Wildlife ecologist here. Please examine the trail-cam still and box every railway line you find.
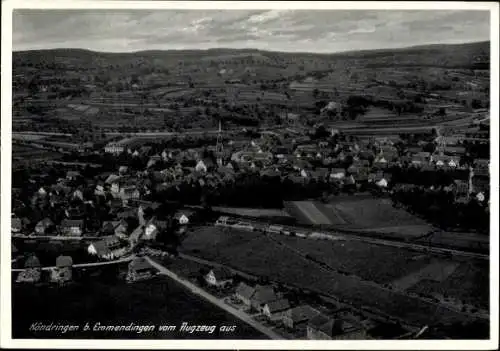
[213,216,489,260]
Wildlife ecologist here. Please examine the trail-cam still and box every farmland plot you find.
[390,261,460,291]
[286,201,347,225]
[269,234,434,284]
[180,227,481,327]
[332,198,427,228]
[406,260,489,310]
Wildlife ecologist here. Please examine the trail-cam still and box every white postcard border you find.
[1,1,498,350]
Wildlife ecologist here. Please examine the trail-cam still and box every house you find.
[204,268,233,288]
[250,285,278,311]
[72,189,84,201]
[65,205,85,219]
[60,219,84,236]
[120,185,141,202]
[472,176,489,195]
[11,217,23,233]
[147,155,162,168]
[66,171,81,181]
[128,225,145,246]
[311,168,330,181]
[50,255,73,284]
[101,220,128,237]
[262,299,291,321]
[454,180,470,196]
[373,156,388,168]
[104,142,125,154]
[126,257,156,283]
[143,218,167,241]
[195,160,208,173]
[343,175,356,188]
[174,210,194,225]
[260,168,282,179]
[139,145,152,156]
[118,165,129,175]
[283,305,320,330]
[35,218,55,235]
[476,192,486,202]
[235,282,256,307]
[330,168,345,180]
[307,313,367,340]
[38,187,48,196]
[105,174,121,185]
[376,178,389,188]
[411,155,428,167]
[16,255,42,284]
[88,236,128,260]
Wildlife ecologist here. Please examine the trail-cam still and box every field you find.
[12,144,64,167]
[180,226,487,327]
[212,206,292,219]
[286,197,430,232]
[406,260,489,310]
[390,261,460,291]
[267,233,488,310]
[268,233,437,284]
[12,41,489,133]
[285,201,347,225]
[12,133,48,141]
[12,276,265,339]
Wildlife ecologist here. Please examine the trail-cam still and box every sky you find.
[12,9,490,53]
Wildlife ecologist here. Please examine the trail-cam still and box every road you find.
[12,234,101,241]
[144,256,283,340]
[177,253,415,328]
[11,255,133,272]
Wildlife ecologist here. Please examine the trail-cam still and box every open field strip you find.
[293,201,333,225]
[390,261,460,291]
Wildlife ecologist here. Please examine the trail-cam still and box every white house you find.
[161,150,168,160]
[104,142,124,155]
[204,268,233,288]
[195,160,208,173]
[376,178,388,188]
[73,189,84,201]
[476,192,485,202]
[95,184,105,196]
[144,222,160,240]
[179,214,189,225]
[330,169,345,180]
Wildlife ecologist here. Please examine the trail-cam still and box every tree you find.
[312,88,320,99]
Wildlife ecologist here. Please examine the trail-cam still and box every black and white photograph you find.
[1,1,498,349]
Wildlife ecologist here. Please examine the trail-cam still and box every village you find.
[9,33,492,340]
[11,103,490,339]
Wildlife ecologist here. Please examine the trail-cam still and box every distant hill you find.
[13,41,490,70]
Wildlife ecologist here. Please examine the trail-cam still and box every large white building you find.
[104,142,125,155]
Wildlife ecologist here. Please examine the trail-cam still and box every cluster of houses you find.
[100,124,489,204]
[201,267,367,340]
[16,254,73,285]
[15,252,158,285]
